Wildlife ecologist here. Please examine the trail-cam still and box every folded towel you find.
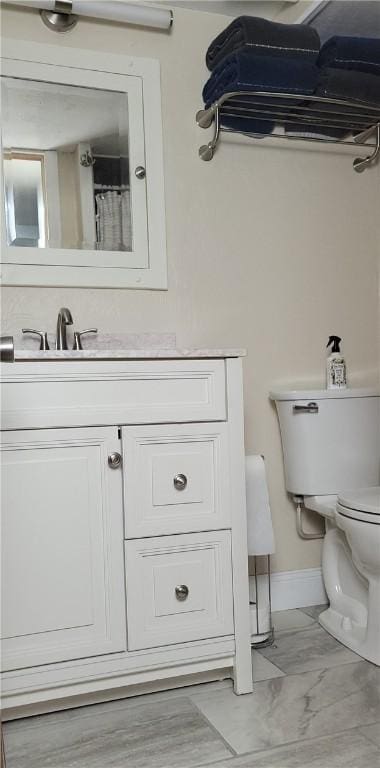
[206,15,320,71]
[316,67,380,109]
[203,52,319,107]
[285,122,349,140]
[220,113,274,136]
[318,36,380,76]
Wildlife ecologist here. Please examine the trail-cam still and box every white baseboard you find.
[250,567,327,613]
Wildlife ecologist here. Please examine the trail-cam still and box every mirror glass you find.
[1,77,132,251]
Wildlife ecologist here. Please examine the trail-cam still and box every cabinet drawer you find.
[1,360,226,430]
[122,423,231,537]
[125,531,234,650]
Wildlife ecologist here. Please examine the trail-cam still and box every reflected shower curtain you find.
[95,190,132,251]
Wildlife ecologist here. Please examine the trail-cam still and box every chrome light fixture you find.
[41,0,78,31]
[5,0,173,32]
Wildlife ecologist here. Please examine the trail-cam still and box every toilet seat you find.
[337,486,380,524]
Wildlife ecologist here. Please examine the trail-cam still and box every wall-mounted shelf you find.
[196,91,380,172]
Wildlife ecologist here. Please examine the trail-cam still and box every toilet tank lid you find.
[269,388,379,401]
[338,487,380,515]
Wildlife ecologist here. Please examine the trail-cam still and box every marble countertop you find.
[14,348,246,361]
[10,332,245,360]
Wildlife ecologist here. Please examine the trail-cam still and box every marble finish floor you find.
[4,605,380,768]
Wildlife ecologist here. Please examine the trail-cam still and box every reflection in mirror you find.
[1,77,132,251]
[3,152,46,247]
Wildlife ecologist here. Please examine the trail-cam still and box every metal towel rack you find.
[196,91,380,172]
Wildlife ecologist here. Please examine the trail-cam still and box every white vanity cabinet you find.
[0,354,253,716]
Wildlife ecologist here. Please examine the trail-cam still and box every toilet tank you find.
[270,388,380,496]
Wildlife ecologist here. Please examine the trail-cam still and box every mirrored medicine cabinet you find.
[0,41,167,288]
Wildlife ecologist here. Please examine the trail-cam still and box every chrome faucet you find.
[56,307,73,350]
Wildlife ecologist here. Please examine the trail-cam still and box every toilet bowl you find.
[315,487,380,666]
[270,388,380,666]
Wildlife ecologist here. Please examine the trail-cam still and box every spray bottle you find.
[326,336,347,389]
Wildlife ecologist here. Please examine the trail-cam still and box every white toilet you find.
[270,388,380,666]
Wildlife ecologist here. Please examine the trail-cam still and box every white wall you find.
[1,3,379,573]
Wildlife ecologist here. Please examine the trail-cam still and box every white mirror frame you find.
[0,40,167,289]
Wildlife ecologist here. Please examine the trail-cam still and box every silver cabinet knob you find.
[173,473,187,491]
[135,165,146,179]
[175,584,189,601]
[22,329,50,350]
[108,452,122,469]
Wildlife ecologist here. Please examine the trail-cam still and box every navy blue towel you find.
[206,15,320,71]
[203,52,319,107]
[316,67,380,109]
[220,113,274,135]
[318,36,380,76]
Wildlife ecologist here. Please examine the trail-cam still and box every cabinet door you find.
[1,427,126,671]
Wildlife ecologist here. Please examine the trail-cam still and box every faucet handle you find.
[22,329,50,351]
[73,329,98,351]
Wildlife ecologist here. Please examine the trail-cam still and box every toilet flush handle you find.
[293,402,319,414]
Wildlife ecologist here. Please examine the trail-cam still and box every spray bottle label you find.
[330,359,346,388]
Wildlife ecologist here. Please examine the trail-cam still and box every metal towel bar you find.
[196,90,380,171]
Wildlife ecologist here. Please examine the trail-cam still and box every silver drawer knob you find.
[108,452,122,469]
[175,584,189,601]
[173,473,187,491]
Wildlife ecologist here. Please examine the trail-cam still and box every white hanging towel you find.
[95,190,132,251]
[246,454,275,556]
